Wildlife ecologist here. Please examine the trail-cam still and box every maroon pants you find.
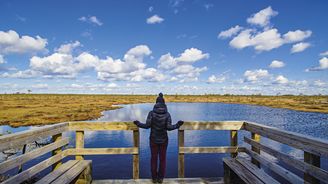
[150,139,168,179]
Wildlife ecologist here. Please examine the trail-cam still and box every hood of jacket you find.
[153,103,167,114]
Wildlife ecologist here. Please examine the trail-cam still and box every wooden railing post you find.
[52,133,62,170]
[251,132,260,167]
[133,130,140,179]
[230,130,238,158]
[304,151,320,184]
[76,131,84,160]
[178,130,184,178]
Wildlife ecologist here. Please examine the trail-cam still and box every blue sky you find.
[0,0,327,95]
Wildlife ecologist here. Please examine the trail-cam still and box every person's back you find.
[149,103,170,144]
[134,93,183,183]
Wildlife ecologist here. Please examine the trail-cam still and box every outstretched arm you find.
[166,114,184,131]
[134,111,152,129]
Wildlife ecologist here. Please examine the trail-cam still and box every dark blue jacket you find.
[135,103,180,144]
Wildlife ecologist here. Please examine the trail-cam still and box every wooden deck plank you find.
[35,160,79,184]
[223,158,264,184]
[92,178,224,184]
[244,148,306,184]
[236,158,279,184]
[244,137,328,183]
[2,150,69,184]
[51,160,92,184]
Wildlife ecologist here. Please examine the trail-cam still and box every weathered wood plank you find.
[0,138,69,174]
[230,130,238,158]
[251,133,261,167]
[304,151,321,184]
[244,148,306,184]
[51,160,92,184]
[67,148,138,155]
[2,150,69,184]
[133,130,139,179]
[244,137,328,183]
[35,160,79,184]
[178,130,184,178]
[236,158,279,184]
[52,133,63,171]
[180,121,244,130]
[223,162,231,184]
[76,130,84,160]
[244,121,328,157]
[0,122,68,152]
[179,146,245,154]
[222,158,264,184]
[69,122,138,131]
[92,177,224,184]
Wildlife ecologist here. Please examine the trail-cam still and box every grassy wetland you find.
[0,94,328,127]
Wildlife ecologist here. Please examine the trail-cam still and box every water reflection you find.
[0,103,327,179]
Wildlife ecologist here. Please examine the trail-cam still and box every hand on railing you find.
[133,120,140,126]
[177,120,184,127]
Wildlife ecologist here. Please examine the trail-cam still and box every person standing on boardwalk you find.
[134,93,184,183]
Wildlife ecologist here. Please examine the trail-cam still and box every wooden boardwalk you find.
[0,121,327,184]
[92,178,224,184]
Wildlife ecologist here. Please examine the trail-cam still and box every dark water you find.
[1,103,328,180]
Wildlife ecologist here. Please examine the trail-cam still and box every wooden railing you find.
[177,121,245,178]
[0,121,327,184]
[67,122,140,179]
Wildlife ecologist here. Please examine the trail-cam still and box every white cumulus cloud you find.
[306,57,328,71]
[79,16,103,26]
[274,75,289,84]
[218,25,243,39]
[283,30,312,43]
[291,42,310,53]
[247,6,278,27]
[230,28,284,51]
[146,15,164,24]
[244,69,269,82]
[0,30,47,54]
[219,7,312,52]
[269,60,285,68]
[207,75,226,83]
[319,51,328,57]
[0,55,4,64]
[176,48,209,62]
[55,41,81,54]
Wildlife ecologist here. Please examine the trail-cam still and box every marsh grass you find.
[0,94,327,127]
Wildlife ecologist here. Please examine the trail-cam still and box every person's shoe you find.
[157,178,163,183]
[152,178,157,183]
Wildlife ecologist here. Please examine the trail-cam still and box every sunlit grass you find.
[0,94,327,127]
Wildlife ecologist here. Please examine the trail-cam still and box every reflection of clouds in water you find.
[98,104,151,122]
[84,130,132,145]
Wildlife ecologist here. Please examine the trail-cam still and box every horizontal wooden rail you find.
[244,137,328,183]
[67,148,138,155]
[69,122,138,131]
[2,150,70,184]
[179,146,245,154]
[0,138,69,174]
[243,121,328,157]
[180,121,244,130]
[0,122,68,152]
[244,148,306,184]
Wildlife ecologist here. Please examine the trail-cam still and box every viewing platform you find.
[0,121,327,184]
